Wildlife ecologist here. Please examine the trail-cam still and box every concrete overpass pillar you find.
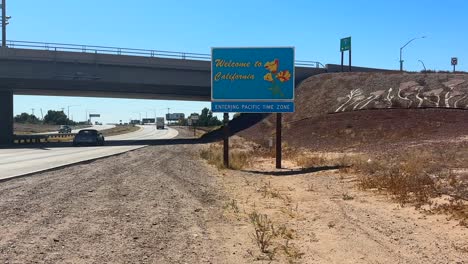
[0,91,13,145]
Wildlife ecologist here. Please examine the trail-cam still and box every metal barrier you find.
[14,134,49,144]
[48,133,76,139]
[5,40,325,68]
[14,133,76,144]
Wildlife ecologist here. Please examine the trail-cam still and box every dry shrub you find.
[287,149,356,169]
[249,211,274,254]
[294,154,327,168]
[430,198,468,227]
[200,145,224,169]
[248,211,304,261]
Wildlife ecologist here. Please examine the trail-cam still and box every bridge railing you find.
[6,40,212,60]
[5,40,325,68]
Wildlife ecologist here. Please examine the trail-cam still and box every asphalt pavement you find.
[0,125,178,181]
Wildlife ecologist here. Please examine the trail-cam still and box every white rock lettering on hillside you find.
[334,78,468,112]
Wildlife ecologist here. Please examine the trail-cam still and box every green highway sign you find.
[340,37,351,52]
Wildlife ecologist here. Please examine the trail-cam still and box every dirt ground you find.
[0,140,466,263]
[214,157,468,263]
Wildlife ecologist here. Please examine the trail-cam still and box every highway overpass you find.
[0,41,328,145]
[0,40,391,145]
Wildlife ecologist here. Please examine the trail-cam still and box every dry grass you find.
[200,144,252,170]
[351,151,439,205]
[270,143,467,224]
[47,136,75,143]
[100,125,141,137]
[345,147,468,225]
[280,146,356,169]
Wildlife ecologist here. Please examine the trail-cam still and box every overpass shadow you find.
[241,165,343,177]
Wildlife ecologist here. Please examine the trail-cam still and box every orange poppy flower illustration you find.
[264,59,279,73]
[263,59,292,98]
[264,73,273,82]
[276,70,291,82]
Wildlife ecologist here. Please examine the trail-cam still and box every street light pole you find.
[400,36,426,72]
[85,109,95,124]
[67,105,79,124]
[2,0,6,47]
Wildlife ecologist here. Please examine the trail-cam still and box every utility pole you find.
[31,108,35,116]
[2,0,6,47]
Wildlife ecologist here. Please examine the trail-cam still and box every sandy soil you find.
[213,158,468,263]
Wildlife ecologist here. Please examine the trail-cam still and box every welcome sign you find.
[211,47,295,113]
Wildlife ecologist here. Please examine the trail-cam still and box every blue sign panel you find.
[212,102,294,113]
[211,47,295,113]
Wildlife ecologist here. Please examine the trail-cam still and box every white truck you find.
[156,117,165,130]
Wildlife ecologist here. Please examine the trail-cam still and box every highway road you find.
[0,125,178,181]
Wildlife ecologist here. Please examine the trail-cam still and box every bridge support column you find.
[0,91,13,145]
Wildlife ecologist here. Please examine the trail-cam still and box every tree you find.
[177,118,188,126]
[198,107,222,126]
[43,110,73,125]
[14,113,40,124]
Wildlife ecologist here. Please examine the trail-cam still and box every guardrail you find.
[4,40,325,68]
[14,133,76,144]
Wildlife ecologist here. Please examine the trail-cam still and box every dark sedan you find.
[73,129,105,146]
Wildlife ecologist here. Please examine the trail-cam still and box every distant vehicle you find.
[58,125,72,133]
[156,117,165,129]
[73,129,105,146]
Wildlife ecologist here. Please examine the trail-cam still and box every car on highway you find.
[58,125,72,133]
[73,129,105,146]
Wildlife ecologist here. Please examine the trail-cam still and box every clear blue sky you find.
[6,0,467,123]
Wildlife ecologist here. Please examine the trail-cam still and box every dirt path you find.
[0,144,227,264]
